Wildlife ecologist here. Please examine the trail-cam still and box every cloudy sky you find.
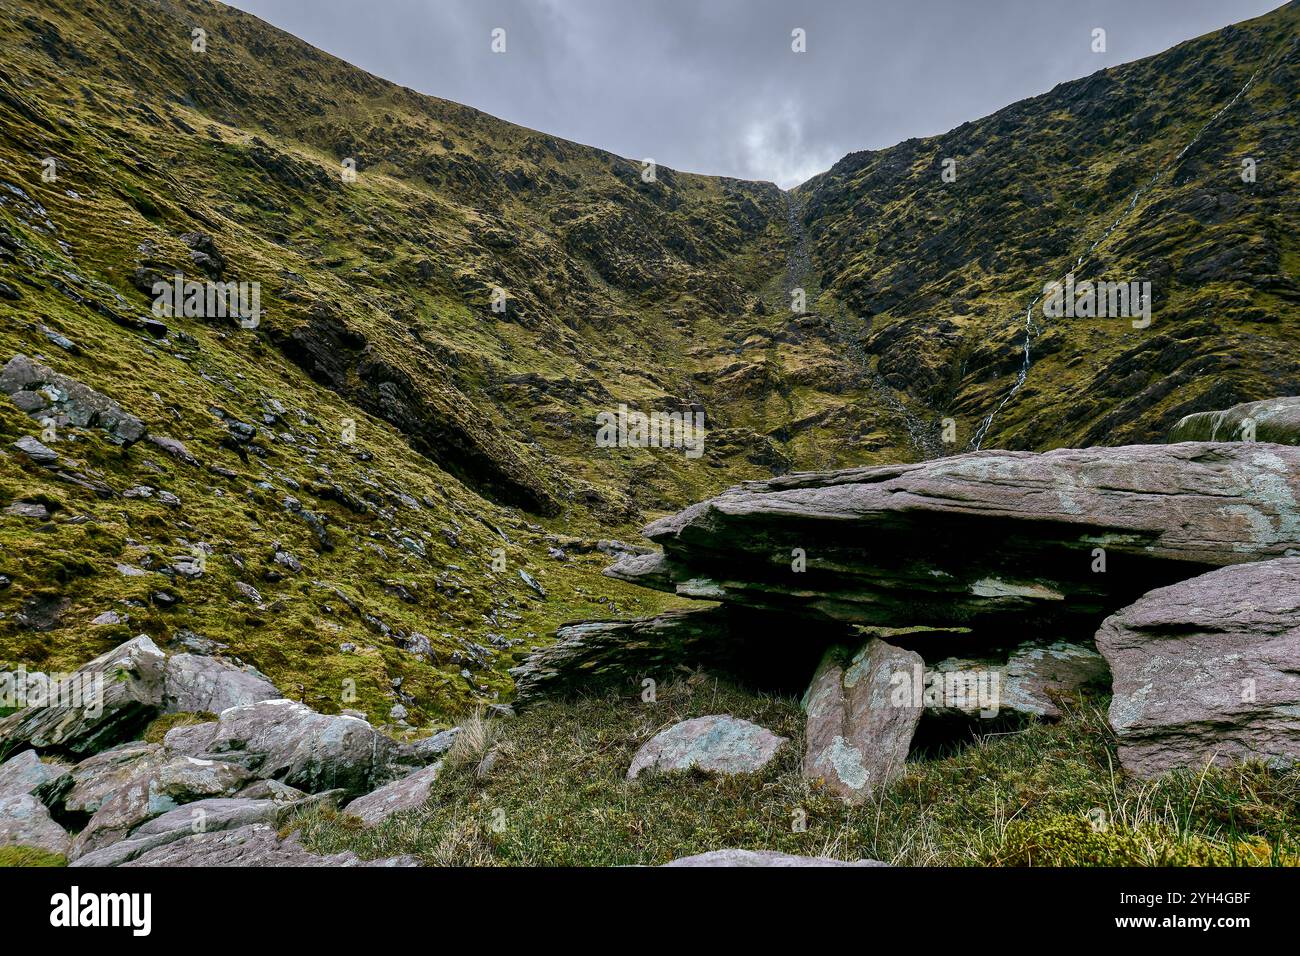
[228,0,1281,188]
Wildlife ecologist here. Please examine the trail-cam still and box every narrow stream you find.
[967,35,1294,451]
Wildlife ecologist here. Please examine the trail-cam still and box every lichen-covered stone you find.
[802,639,923,804]
[1097,557,1300,778]
[627,715,786,780]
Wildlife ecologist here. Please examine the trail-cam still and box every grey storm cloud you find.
[228,0,1282,188]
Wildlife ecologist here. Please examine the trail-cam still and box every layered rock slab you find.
[1096,557,1300,778]
[608,443,1300,631]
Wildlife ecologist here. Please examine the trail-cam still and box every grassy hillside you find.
[0,0,1296,736]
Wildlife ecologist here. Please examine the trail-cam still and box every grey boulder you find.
[0,635,166,756]
[627,715,786,780]
[163,698,397,796]
[0,749,70,800]
[1097,557,1300,778]
[345,761,443,825]
[0,793,70,856]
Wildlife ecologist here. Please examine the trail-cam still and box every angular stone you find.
[1096,557,1300,778]
[803,639,923,804]
[610,444,1300,632]
[1170,397,1300,445]
[70,755,254,858]
[627,715,786,780]
[663,849,886,867]
[58,741,164,817]
[70,798,290,867]
[162,653,280,715]
[0,793,70,856]
[0,635,166,756]
[0,749,70,800]
[163,698,396,796]
[345,761,442,825]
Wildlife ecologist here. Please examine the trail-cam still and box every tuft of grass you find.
[292,675,1300,866]
[141,711,215,744]
[0,846,67,867]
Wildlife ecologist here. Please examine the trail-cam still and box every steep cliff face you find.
[0,0,1295,721]
[797,2,1300,451]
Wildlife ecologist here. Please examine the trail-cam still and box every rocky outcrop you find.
[71,798,302,867]
[802,640,923,804]
[162,699,398,796]
[608,444,1300,631]
[0,635,166,755]
[69,755,255,858]
[627,715,786,780]
[0,353,146,445]
[1096,557,1300,778]
[1169,397,1300,445]
[663,849,886,867]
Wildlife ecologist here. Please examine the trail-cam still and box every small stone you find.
[4,500,50,519]
[91,610,122,626]
[11,436,58,466]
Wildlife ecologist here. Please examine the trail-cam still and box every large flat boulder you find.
[803,639,923,804]
[1169,397,1300,445]
[162,698,397,796]
[627,715,786,780]
[1096,557,1300,778]
[345,761,443,825]
[0,636,166,756]
[608,443,1300,631]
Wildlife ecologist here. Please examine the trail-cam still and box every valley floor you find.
[289,676,1299,867]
